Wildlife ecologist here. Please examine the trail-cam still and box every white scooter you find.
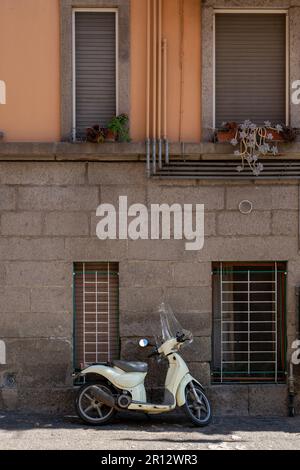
[74,303,212,426]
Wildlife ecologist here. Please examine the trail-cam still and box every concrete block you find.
[1,212,42,236]
[44,212,89,236]
[119,287,164,315]
[88,162,145,185]
[181,337,211,362]
[100,184,147,206]
[30,286,73,313]
[217,211,271,236]
[3,338,72,385]
[198,236,298,262]
[0,287,30,312]
[272,211,298,236]
[271,186,299,210]
[18,186,99,211]
[207,385,249,416]
[188,362,211,386]
[147,185,225,211]
[0,162,86,185]
[175,311,212,337]
[165,286,212,312]
[119,309,161,337]
[249,385,288,416]
[172,262,211,287]
[226,185,299,211]
[0,311,72,338]
[5,261,71,287]
[65,238,127,261]
[0,238,65,261]
[205,212,216,236]
[16,387,75,413]
[128,239,191,261]
[0,389,18,410]
[0,264,6,285]
[226,186,273,211]
[0,186,16,210]
[119,261,172,288]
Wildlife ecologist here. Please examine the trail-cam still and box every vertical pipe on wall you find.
[162,37,169,164]
[179,0,185,143]
[157,0,163,169]
[146,0,151,177]
[152,0,157,174]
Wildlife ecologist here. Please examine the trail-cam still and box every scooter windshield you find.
[158,302,193,346]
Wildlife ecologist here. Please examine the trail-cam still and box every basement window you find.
[212,262,287,384]
[73,262,119,369]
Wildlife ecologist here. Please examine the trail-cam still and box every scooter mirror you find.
[139,338,149,348]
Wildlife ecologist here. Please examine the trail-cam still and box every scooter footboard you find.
[176,374,204,407]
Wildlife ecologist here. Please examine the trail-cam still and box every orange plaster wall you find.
[130,0,201,143]
[0,0,60,142]
[0,0,201,143]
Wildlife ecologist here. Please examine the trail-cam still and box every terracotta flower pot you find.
[265,128,284,142]
[105,129,117,142]
[216,129,237,143]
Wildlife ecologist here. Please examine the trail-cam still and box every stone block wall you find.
[0,160,299,415]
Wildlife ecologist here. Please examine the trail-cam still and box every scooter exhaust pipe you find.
[90,386,116,409]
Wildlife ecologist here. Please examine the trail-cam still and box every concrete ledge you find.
[1,142,300,161]
[207,384,289,417]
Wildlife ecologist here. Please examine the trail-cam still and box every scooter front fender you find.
[176,373,204,407]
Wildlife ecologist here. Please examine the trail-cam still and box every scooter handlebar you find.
[148,347,159,358]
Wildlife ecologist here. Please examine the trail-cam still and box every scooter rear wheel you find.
[184,382,212,427]
[76,382,116,425]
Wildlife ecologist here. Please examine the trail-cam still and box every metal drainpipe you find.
[152,139,157,174]
[146,0,151,177]
[146,139,151,177]
[151,0,157,175]
[162,38,169,165]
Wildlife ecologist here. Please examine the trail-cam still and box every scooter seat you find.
[112,360,148,373]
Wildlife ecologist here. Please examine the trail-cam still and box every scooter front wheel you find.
[75,382,116,425]
[184,382,212,427]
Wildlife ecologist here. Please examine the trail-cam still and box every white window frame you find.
[213,9,289,129]
[72,8,119,141]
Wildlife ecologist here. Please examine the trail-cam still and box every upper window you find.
[212,262,287,384]
[73,10,118,140]
[215,12,287,127]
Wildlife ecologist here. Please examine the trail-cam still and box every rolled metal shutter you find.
[74,262,119,368]
[75,12,116,138]
[215,14,286,127]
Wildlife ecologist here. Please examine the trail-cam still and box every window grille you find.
[73,262,119,369]
[212,262,287,383]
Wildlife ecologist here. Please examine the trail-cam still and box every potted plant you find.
[228,120,296,176]
[215,122,238,143]
[86,125,106,143]
[106,113,130,143]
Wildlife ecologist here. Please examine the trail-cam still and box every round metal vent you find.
[239,200,253,214]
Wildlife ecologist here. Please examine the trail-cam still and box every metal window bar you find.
[219,263,280,384]
[82,265,110,366]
